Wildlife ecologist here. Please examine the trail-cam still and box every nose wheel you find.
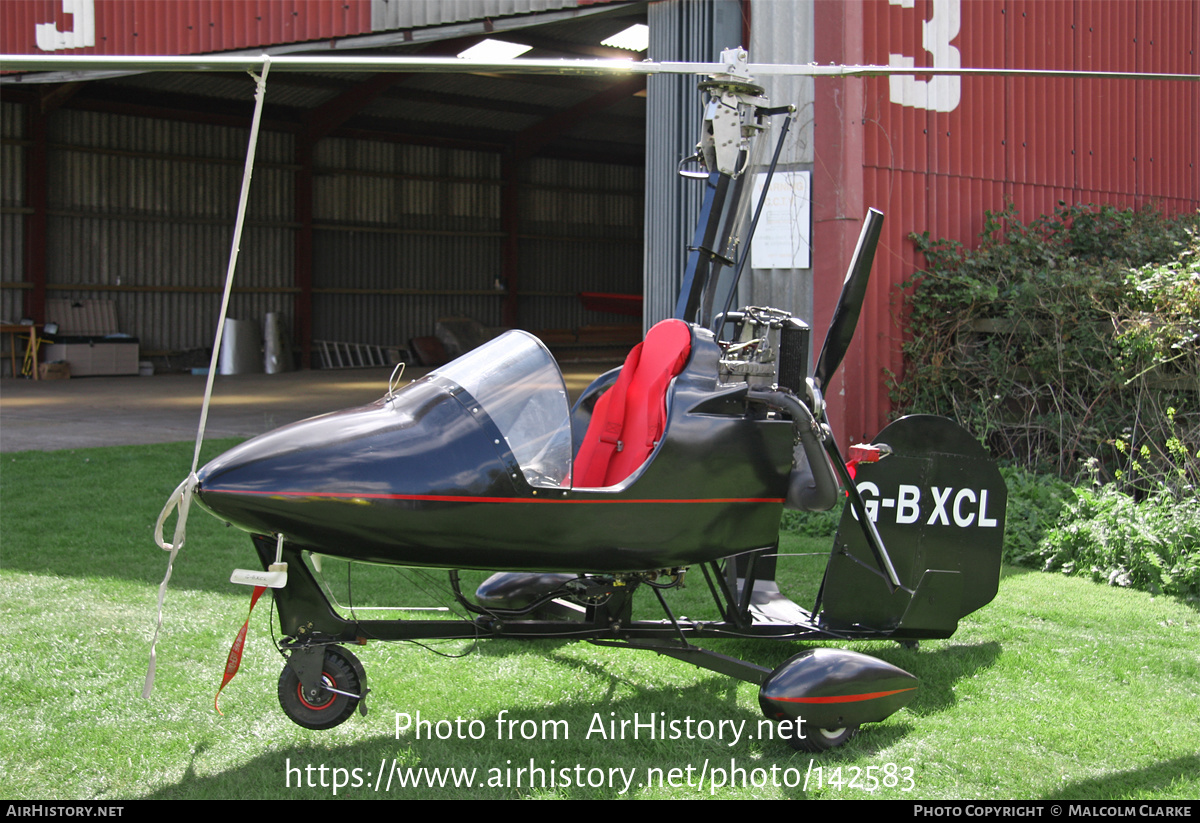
[278,644,368,730]
[788,724,859,752]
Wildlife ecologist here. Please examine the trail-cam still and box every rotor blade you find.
[813,208,884,391]
[3,53,1198,79]
[0,53,651,76]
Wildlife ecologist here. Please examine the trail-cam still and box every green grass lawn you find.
[1,442,1197,799]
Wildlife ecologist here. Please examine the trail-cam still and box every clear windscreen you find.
[432,331,572,488]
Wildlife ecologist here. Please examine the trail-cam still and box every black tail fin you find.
[818,415,1007,639]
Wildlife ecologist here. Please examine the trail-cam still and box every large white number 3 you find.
[36,0,96,52]
[888,0,961,113]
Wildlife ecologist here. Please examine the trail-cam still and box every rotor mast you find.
[673,48,771,326]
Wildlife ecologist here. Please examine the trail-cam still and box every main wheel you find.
[278,645,363,730]
[788,724,859,752]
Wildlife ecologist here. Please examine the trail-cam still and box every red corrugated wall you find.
[814,0,1199,447]
[1,0,374,56]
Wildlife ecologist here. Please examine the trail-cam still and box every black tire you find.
[788,724,859,752]
[278,645,363,730]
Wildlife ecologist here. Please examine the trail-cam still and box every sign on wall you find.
[750,171,812,270]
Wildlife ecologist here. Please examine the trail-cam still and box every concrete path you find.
[0,363,611,452]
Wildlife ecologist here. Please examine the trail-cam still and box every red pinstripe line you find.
[772,688,916,704]
[204,489,783,504]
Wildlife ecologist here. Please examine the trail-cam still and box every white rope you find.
[144,56,271,699]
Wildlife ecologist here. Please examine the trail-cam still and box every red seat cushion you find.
[574,319,692,487]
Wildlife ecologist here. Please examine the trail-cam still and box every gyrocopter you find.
[180,48,1007,750]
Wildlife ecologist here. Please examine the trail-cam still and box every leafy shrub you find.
[895,202,1198,491]
[886,203,1199,601]
[779,507,840,538]
[1034,478,1200,602]
[997,465,1073,566]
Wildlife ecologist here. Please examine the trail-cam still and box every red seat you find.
[574,319,692,487]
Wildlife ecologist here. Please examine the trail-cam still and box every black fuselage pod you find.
[194,328,794,572]
[758,648,918,731]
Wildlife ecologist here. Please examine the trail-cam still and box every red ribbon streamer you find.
[215,585,267,715]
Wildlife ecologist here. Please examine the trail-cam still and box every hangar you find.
[2,1,669,369]
[3,0,1197,444]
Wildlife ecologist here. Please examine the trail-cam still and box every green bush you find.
[1034,478,1200,602]
[895,202,1199,491]
[997,465,1073,566]
[779,507,840,538]
[887,203,1199,601]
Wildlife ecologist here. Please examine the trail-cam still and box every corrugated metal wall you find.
[0,101,643,353]
[310,138,503,348]
[371,0,584,33]
[0,1,604,57]
[518,157,643,332]
[1,0,647,359]
[813,0,1200,445]
[0,101,24,326]
[0,0,374,56]
[307,142,642,347]
[643,0,743,328]
[743,0,815,328]
[13,107,296,352]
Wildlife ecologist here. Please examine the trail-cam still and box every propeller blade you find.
[813,208,885,391]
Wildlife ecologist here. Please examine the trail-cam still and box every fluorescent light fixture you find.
[602,24,649,53]
[457,39,533,61]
